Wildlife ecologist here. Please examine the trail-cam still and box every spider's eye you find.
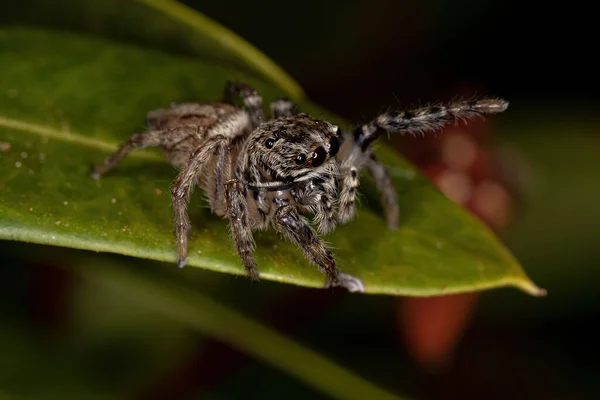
[311,146,327,167]
[265,138,276,149]
[334,126,342,136]
[328,136,340,157]
[295,154,307,164]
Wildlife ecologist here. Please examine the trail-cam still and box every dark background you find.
[194,0,598,115]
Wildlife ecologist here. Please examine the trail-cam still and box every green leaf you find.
[0,28,543,296]
[1,0,304,99]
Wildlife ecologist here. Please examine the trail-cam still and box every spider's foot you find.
[326,272,365,293]
[246,267,260,282]
[177,257,188,268]
[90,165,102,180]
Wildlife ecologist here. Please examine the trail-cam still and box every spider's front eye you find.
[295,154,307,164]
[265,138,276,149]
[334,126,341,136]
[311,146,327,167]
[328,136,340,157]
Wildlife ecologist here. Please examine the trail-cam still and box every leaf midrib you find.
[0,115,161,160]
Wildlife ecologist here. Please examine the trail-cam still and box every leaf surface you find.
[0,28,543,296]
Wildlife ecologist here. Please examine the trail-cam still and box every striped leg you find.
[337,166,359,225]
[352,98,509,150]
[171,136,228,268]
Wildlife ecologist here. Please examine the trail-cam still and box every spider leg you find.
[270,99,298,118]
[171,136,228,268]
[296,176,337,234]
[204,141,231,216]
[274,204,364,292]
[365,152,399,230]
[91,130,166,179]
[225,179,259,280]
[313,190,337,234]
[353,98,508,151]
[224,81,265,127]
[336,98,507,224]
[337,165,359,225]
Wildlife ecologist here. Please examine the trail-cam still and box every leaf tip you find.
[516,278,547,297]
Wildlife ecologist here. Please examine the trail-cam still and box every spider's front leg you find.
[353,98,508,150]
[337,162,360,225]
[338,97,508,227]
[171,136,228,267]
[225,179,259,280]
[296,176,338,234]
[274,204,364,292]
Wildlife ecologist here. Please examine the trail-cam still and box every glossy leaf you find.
[0,28,543,296]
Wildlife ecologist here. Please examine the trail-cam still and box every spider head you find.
[247,114,341,183]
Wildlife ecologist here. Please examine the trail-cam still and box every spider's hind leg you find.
[270,99,298,118]
[224,81,265,127]
[91,130,165,179]
[365,152,399,230]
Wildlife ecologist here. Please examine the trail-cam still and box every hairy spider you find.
[92,81,508,292]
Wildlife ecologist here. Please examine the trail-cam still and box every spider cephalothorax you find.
[92,82,508,292]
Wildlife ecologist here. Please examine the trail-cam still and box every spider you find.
[91,81,508,292]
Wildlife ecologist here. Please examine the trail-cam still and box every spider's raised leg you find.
[171,135,228,268]
[274,204,364,292]
[270,99,298,118]
[338,98,508,225]
[91,130,167,179]
[353,98,508,151]
[365,152,399,230]
[224,81,264,127]
[225,179,258,280]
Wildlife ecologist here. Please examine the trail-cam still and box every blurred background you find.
[2,0,599,399]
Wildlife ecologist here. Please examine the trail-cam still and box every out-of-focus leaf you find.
[77,258,403,400]
[0,0,304,99]
[0,28,543,296]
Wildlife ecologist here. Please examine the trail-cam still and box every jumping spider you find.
[92,81,508,292]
